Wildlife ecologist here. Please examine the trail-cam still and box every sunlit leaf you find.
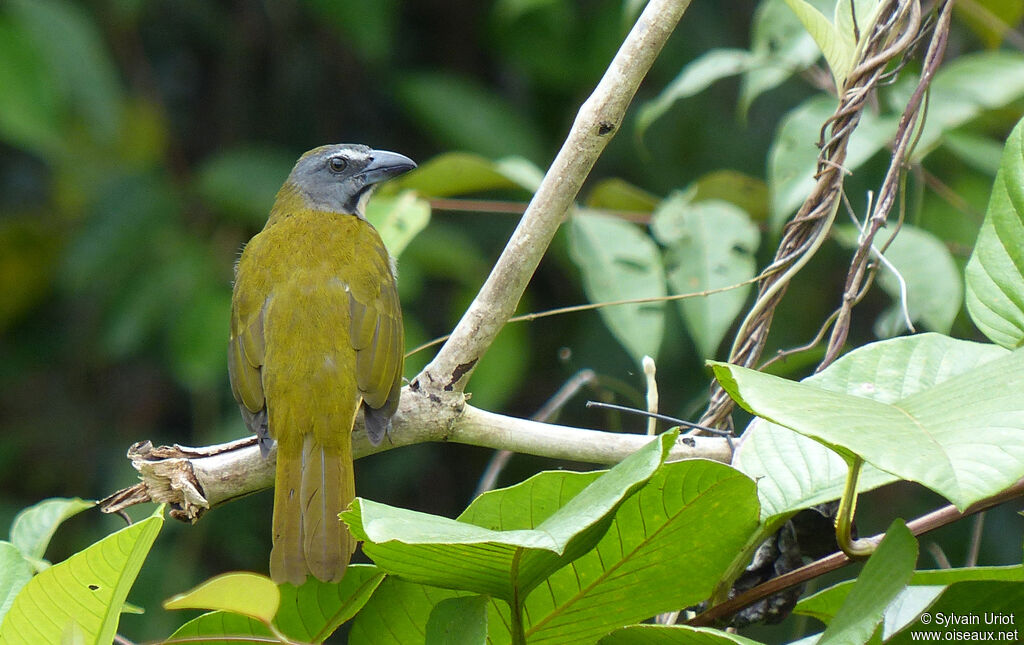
[0,542,33,622]
[734,334,1010,520]
[714,344,1024,510]
[586,178,660,212]
[344,432,676,602]
[164,572,280,624]
[383,151,523,198]
[0,507,163,645]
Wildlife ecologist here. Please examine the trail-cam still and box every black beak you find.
[362,150,417,185]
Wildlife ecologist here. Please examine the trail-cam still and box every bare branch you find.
[418,0,694,394]
[101,395,731,521]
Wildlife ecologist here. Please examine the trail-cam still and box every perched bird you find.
[228,144,415,585]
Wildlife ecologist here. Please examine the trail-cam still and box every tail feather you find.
[270,449,306,585]
[300,434,355,582]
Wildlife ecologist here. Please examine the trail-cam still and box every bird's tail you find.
[270,435,355,585]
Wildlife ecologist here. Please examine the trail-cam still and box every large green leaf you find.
[348,576,467,645]
[966,115,1024,349]
[600,624,766,644]
[480,460,758,645]
[0,507,163,645]
[568,212,666,365]
[714,343,1024,510]
[651,196,759,358]
[344,432,676,603]
[817,520,917,645]
[782,0,853,87]
[734,334,1009,520]
[833,224,962,336]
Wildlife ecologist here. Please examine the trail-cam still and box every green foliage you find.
[0,505,162,644]
[966,115,1024,348]
[3,0,1024,643]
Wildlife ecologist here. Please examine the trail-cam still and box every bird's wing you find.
[228,289,268,443]
[348,231,404,444]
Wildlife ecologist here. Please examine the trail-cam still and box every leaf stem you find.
[834,456,876,558]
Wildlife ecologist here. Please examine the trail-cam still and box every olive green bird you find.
[228,144,415,585]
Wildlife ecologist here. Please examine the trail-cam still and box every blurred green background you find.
[1,0,1022,641]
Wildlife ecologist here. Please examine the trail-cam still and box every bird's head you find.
[285,144,417,217]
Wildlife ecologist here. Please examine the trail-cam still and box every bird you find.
[227,144,415,585]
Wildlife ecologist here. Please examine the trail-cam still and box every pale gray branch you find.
[418,0,694,393]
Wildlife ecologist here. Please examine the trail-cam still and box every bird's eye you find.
[328,156,348,173]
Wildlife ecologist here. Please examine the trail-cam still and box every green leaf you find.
[600,624,766,645]
[304,0,397,63]
[586,178,660,212]
[734,334,1010,520]
[818,520,917,645]
[343,432,676,602]
[652,196,760,358]
[797,565,1024,642]
[713,343,1024,510]
[899,52,1024,161]
[833,224,962,336]
[942,130,1005,176]
[0,507,163,645]
[8,0,123,142]
[495,461,758,645]
[966,115,1024,349]
[0,17,63,154]
[366,190,432,258]
[568,212,666,365]
[167,284,231,390]
[165,566,385,644]
[383,151,523,198]
[9,497,94,563]
[349,576,467,644]
[164,611,272,645]
[955,0,1024,48]
[0,542,34,622]
[739,0,823,116]
[195,146,296,225]
[275,565,386,642]
[691,170,770,222]
[425,595,489,645]
[396,73,545,162]
[164,572,280,624]
[768,94,897,228]
[782,0,852,87]
[636,49,757,140]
